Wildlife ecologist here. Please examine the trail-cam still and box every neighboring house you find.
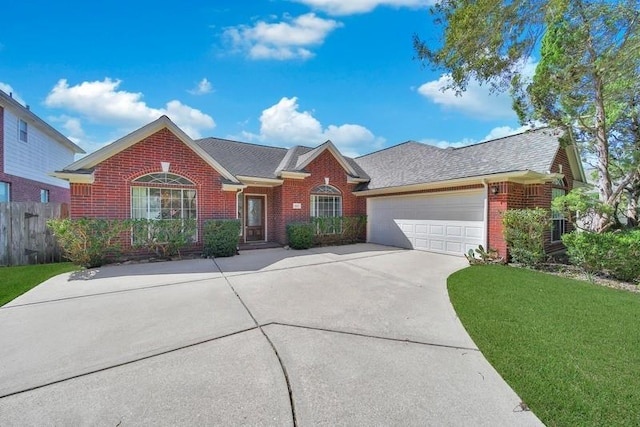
[53,116,586,257]
[0,90,85,203]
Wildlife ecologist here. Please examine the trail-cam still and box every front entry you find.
[245,195,265,242]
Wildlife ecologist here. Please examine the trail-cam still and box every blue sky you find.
[0,0,532,158]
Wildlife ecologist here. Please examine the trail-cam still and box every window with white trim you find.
[0,182,9,202]
[131,173,197,240]
[551,178,567,242]
[311,185,342,234]
[18,119,28,143]
[310,185,342,217]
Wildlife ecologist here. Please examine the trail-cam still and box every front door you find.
[245,196,265,241]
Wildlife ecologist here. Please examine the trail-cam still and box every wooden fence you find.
[0,202,68,266]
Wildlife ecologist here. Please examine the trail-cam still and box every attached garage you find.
[366,191,486,256]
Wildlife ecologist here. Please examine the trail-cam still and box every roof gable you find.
[62,116,238,183]
[291,140,357,176]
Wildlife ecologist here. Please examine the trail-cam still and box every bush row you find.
[287,216,367,250]
[501,208,640,283]
[47,218,240,268]
[562,230,640,282]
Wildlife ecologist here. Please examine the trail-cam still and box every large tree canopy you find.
[415,0,640,231]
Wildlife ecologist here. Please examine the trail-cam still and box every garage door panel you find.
[368,192,485,256]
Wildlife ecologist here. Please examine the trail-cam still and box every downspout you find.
[482,179,489,250]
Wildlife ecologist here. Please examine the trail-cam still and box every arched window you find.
[310,185,342,218]
[133,172,194,185]
[551,178,567,241]
[131,172,197,241]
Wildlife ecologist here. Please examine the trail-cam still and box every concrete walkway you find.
[0,244,543,426]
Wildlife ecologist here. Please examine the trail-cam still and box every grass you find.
[0,263,79,306]
[448,265,640,427]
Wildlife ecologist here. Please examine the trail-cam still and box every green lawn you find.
[448,265,640,427]
[0,263,79,306]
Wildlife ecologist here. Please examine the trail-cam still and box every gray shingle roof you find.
[195,138,288,179]
[195,138,369,180]
[355,128,561,190]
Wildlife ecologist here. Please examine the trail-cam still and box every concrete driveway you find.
[0,244,542,426]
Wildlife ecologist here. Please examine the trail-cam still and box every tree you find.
[415,0,640,231]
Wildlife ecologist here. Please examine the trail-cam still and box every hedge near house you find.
[203,219,241,257]
[502,208,551,266]
[286,222,315,249]
[562,230,640,282]
[131,218,196,258]
[47,218,130,268]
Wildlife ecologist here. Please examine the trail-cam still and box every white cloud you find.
[248,97,384,156]
[45,78,215,138]
[293,0,430,15]
[422,124,537,149]
[293,0,434,15]
[417,58,538,120]
[223,13,342,60]
[417,75,515,120]
[188,78,213,95]
[0,82,26,105]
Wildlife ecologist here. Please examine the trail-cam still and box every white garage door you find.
[367,191,485,256]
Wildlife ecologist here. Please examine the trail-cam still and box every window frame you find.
[18,119,28,143]
[551,178,568,242]
[130,173,198,243]
[40,189,50,203]
[0,182,10,202]
[310,185,342,234]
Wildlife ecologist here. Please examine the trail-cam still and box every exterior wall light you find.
[490,185,500,195]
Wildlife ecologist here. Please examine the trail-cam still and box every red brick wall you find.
[273,150,366,243]
[487,147,578,257]
[69,128,236,247]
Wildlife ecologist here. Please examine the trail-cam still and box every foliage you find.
[286,222,316,250]
[131,218,197,258]
[47,218,130,267]
[464,245,503,265]
[415,0,640,232]
[502,208,550,266]
[551,187,615,232]
[202,219,241,258]
[0,263,79,306]
[448,265,640,426]
[562,230,640,282]
[312,216,367,246]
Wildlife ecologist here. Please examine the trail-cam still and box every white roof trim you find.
[566,144,587,184]
[356,171,553,196]
[280,171,311,179]
[49,171,95,184]
[236,175,284,187]
[62,116,239,183]
[296,141,357,176]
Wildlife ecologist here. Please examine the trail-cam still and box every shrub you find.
[562,230,640,282]
[203,219,241,257]
[312,216,367,245]
[47,218,130,268]
[131,218,196,258]
[502,208,551,266]
[287,222,316,249]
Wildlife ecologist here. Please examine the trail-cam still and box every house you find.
[0,90,85,203]
[52,116,586,257]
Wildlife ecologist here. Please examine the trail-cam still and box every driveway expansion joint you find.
[212,257,298,427]
[0,326,259,400]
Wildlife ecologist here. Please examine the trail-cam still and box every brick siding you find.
[69,128,236,249]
